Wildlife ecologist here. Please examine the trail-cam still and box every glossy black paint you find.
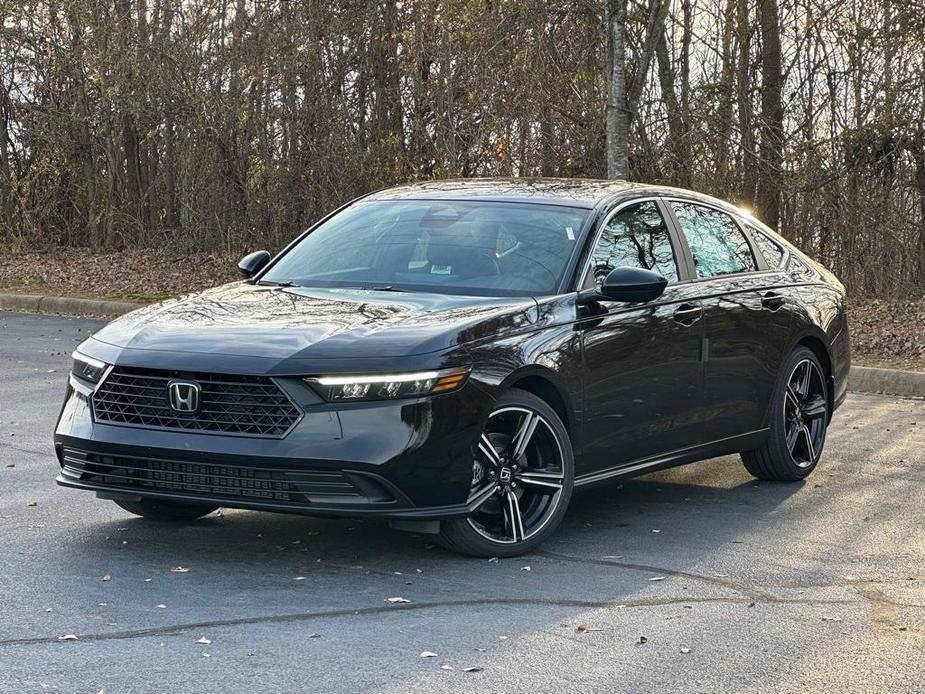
[237,250,271,279]
[54,179,850,520]
[593,266,668,303]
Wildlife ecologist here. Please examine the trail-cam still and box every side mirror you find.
[597,266,668,303]
[237,250,271,279]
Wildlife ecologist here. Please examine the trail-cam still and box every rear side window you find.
[750,229,786,269]
[670,202,756,278]
[586,201,678,289]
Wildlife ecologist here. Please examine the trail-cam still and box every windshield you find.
[260,200,590,296]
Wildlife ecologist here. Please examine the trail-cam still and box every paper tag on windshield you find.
[566,226,575,241]
[430,265,452,275]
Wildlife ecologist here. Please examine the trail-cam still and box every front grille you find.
[61,448,396,506]
[92,366,301,438]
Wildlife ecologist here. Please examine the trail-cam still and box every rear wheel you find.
[741,346,828,480]
[438,389,574,557]
[114,498,219,522]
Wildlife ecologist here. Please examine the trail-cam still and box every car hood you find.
[88,283,538,361]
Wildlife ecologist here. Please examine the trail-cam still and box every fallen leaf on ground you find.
[170,566,190,573]
[57,634,78,641]
[385,597,411,604]
[636,636,648,645]
[420,651,438,658]
[26,501,37,507]
[294,576,306,581]
[463,667,483,672]
[101,574,112,582]
[680,647,692,654]
[648,576,665,582]
[521,566,531,572]
[196,637,211,645]
[440,665,454,670]
[577,624,604,632]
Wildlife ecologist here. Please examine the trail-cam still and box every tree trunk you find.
[604,0,628,179]
[736,0,756,205]
[756,0,783,227]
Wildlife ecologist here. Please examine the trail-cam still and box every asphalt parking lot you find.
[2,310,924,693]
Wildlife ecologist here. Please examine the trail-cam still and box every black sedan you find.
[55,179,850,556]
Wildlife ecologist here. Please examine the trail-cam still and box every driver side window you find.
[585,201,679,289]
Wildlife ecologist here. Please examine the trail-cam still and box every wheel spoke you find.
[510,412,540,461]
[797,361,812,396]
[469,484,499,509]
[801,424,816,461]
[517,472,564,490]
[478,434,502,467]
[785,386,800,413]
[505,490,526,541]
[802,395,827,419]
[785,421,800,453]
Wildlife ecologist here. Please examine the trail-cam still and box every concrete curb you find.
[2,291,922,398]
[0,293,143,317]
[848,366,925,399]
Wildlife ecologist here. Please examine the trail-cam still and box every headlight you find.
[71,351,108,384]
[305,367,470,402]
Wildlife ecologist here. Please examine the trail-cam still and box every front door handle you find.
[673,303,702,326]
[761,291,785,311]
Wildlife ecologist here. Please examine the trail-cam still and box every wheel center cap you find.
[499,467,513,484]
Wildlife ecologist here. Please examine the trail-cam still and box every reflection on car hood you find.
[89,283,538,359]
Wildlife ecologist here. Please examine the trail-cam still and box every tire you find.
[741,346,829,481]
[438,389,574,558]
[114,498,219,522]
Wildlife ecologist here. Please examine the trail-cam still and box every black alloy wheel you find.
[438,390,574,557]
[742,346,829,480]
[783,358,828,467]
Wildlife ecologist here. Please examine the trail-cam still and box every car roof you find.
[363,178,650,208]
[361,178,761,220]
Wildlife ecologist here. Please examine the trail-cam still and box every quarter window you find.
[750,229,785,269]
[586,201,678,289]
[671,202,756,278]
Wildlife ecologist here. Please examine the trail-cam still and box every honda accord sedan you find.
[55,179,850,556]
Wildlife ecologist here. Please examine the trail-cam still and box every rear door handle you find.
[673,303,702,326]
[761,291,785,311]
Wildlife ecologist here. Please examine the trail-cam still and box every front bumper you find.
[54,377,492,520]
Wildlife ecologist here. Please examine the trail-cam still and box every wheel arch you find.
[501,367,576,437]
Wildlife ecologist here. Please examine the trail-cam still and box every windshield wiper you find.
[256,280,299,288]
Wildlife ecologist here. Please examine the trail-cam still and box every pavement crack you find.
[0,594,849,649]
[536,550,774,601]
[0,441,49,458]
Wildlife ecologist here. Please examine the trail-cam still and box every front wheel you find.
[741,346,829,481]
[438,389,574,557]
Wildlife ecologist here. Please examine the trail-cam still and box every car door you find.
[664,200,794,442]
[576,199,708,472]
